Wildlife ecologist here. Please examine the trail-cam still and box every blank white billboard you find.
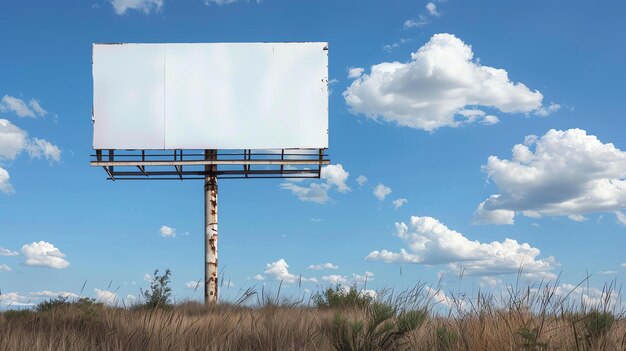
[93,43,328,150]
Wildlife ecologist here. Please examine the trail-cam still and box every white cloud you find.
[0,263,11,272]
[568,215,588,222]
[616,211,626,226]
[403,15,429,29]
[393,198,408,209]
[426,2,440,16]
[0,247,19,256]
[109,0,163,14]
[321,275,347,284]
[280,164,349,204]
[373,183,392,201]
[621,263,626,268]
[366,216,558,277]
[475,129,626,224]
[143,272,152,281]
[473,196,515,225]
[21,241,69,269]
[0,119,28,160]
[26,138,62,163]
[347,67,364,79]
[263,258,315,284]
[551,283,620,310]
[322,164,350,193]
[0,166,12,194]
[353,271,374,284]
[535,103,561,117]
[280,182,330,204]
[344,34,551,132]
[28,291,78,299]
[185,280,201,289]
[253,274,265,281]
[0,119,61,194]
[0,95,47,118]
[160,225,176,238]
[94,288,118,306]
[356,175,368,187]
[308,262,339,270]
[0,292,32,306]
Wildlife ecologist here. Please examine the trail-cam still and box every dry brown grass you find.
[1,283,625,351]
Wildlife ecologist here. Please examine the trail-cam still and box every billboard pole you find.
[204,149,219,304]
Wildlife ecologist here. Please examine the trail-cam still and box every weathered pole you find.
[204,150,218,304]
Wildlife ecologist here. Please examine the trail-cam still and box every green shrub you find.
[313,285,374,309]
[142,269,173,308]
[36,296,102,314]
[323,302,427,351]
[435,326,458,351]
[1,309,33,319]
[582,310,614,347]
[517,327,547,351]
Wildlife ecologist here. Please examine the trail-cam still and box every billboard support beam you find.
[204,150,219,304]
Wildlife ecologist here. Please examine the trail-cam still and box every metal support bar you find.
[91,159,329,167]
[204,150,218,304]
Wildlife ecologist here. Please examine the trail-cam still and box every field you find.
[1,281,625,351]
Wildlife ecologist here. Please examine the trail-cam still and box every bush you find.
[142,269,173,308]
[435,326,458,351]
[313,285,374,309]
[35,295,102,315]
[323,302,427,351]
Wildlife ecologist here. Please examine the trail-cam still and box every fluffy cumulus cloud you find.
[0,119,28,160]
[0,292,33,306]
[0,95,47,118]
[21,241,70,269]
[366,216,558,278]
[373,183,392,201]
[0,167,12,194]
[280,164,350,204]
[308,262,339,270]
[0,119,61,194]
[262,258,316,284]
[160,225,176,238]
[321,275,347,284]
[344,34,555,132]
[0,247,19,256]
[94,288,118,306]
[109,0,163,15]
[474,129,626,224]
[393,198,408,209]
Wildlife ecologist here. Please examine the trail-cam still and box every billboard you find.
[93,43,328,150]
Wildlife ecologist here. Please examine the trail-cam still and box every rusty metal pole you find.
[204,150,218,304]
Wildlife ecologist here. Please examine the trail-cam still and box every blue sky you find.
[1,0,625,307]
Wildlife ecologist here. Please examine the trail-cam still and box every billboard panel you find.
[92,42,328,150]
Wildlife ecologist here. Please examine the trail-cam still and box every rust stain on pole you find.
[205,150,218,304]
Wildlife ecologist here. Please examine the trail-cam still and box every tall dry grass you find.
[1,281,625,351]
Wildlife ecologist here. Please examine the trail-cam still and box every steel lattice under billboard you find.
[91,42,330,303]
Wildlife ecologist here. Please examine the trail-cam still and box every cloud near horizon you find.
[366,216,558,278]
